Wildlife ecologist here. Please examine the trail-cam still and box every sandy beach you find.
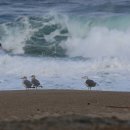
[0,90,129,129]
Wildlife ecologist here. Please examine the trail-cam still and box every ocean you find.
[0,0,130,91]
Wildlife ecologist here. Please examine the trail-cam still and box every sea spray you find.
[1,14,130,58]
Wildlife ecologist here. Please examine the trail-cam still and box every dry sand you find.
[0,90,130,130]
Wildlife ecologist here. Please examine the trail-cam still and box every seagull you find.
[21,76,33,89]
[82,76,97,90]
[31,75,43,89]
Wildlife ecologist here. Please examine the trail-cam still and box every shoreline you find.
[1,89,130,93]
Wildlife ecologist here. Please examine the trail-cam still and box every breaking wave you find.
[0,13,130,58]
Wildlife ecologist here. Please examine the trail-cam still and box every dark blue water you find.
[1,0,130,22]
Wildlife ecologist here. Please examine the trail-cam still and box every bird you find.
[83,76,97,90]
[21,76,33,89]
[31,75,43,89]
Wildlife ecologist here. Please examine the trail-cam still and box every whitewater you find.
[0,0,130,91]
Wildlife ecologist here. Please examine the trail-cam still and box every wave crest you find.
[1,13,130,58]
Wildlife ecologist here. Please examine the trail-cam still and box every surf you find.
[0,13,130,58]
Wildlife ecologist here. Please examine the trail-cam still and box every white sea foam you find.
[1,14,130,59]
[0,54,130,91]
[0,14,130,91]
[62,25,130,58]
[0,17,35,54]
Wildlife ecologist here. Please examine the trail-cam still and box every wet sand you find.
[0,90,130,130]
